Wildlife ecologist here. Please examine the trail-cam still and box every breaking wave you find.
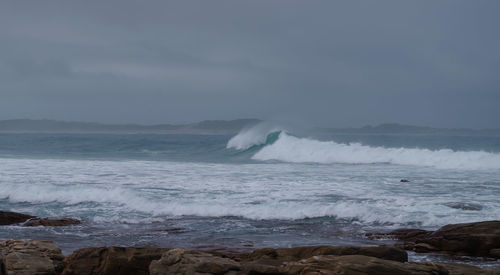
[226,123,284,150]
[252,132,500,170]
[228,126,500,170]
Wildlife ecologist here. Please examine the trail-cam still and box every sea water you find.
[1,125,499,266]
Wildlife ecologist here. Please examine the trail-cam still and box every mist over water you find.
[1,124,499,265]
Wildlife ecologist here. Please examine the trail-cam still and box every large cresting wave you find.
[226,122,284,150]
[253,132,500,170]
[228,125,500,170]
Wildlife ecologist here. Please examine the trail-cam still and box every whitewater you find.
[1,126,499,261]
[251,132,500,170]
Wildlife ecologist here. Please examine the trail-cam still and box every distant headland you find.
[1,119,499,136]
[0,119,261,134]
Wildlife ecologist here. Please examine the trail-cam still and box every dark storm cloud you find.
[1,1,499,127]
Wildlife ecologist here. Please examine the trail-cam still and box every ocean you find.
[1,124,500,265]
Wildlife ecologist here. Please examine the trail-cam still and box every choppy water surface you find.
[1,125,499,266]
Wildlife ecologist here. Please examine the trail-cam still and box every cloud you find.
[0,1,499,127]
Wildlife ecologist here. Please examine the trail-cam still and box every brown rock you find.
[0,211,36,225]
[281,255,491,275]
[148,249,497,275]
[62,247,169,275]
[246,245,408,262]
[392,220,500,258]
[434,262,500,275]
[413,243,438,253]
[23,217,82,227]
[241,259,284,275]
[389,228,431,240]
[0,239,64,275]
[149,248,241,275]
[490,248,500,258]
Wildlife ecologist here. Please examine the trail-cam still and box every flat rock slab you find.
[243,245,408,262]
[282,254,497,275]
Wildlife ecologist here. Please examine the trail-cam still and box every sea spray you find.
[226,122,284,150]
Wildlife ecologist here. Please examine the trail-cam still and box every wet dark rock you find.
[400,179,410,182]
[391,220,500,258]
[23,217,82,227]
[444,202,483,211]
[490,248,500,258]
[62,247,170,275]
[0,210,36,225]
[388,228,432,241]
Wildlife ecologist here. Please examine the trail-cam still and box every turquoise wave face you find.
[235,131,283,153]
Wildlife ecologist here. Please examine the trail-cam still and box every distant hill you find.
[0,119,261,134]
[316,123,500,136]
[1,120,499,136]
[317,123,500,136]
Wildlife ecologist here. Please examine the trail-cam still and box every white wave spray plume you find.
[226,122,284,150]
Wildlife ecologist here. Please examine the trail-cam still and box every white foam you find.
[1,157,499,227]
[253,132,500,170]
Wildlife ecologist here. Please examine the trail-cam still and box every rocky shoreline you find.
[1,211,499,274]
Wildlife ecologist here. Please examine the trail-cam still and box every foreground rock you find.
[390,220,500,258]
[244,245,408,262]
[0,210,82,227]
[150,247,500,275]
[0,239,64,275]
[62,247,170,275]
[23,218,81,227]
[2,241,499,274]
[149,249,241,275]
[282,255,490,275]
[0,211,36,225]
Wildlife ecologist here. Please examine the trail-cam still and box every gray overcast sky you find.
[0,1,499,128]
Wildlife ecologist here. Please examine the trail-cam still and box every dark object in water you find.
[23,217,81,227]
[400,179,410,182]
[153,227,185,233]
[443,202,483,211]
[0,210,36,225]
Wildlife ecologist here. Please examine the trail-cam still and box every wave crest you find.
[227,123,284,150]
[252,132,500,170]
